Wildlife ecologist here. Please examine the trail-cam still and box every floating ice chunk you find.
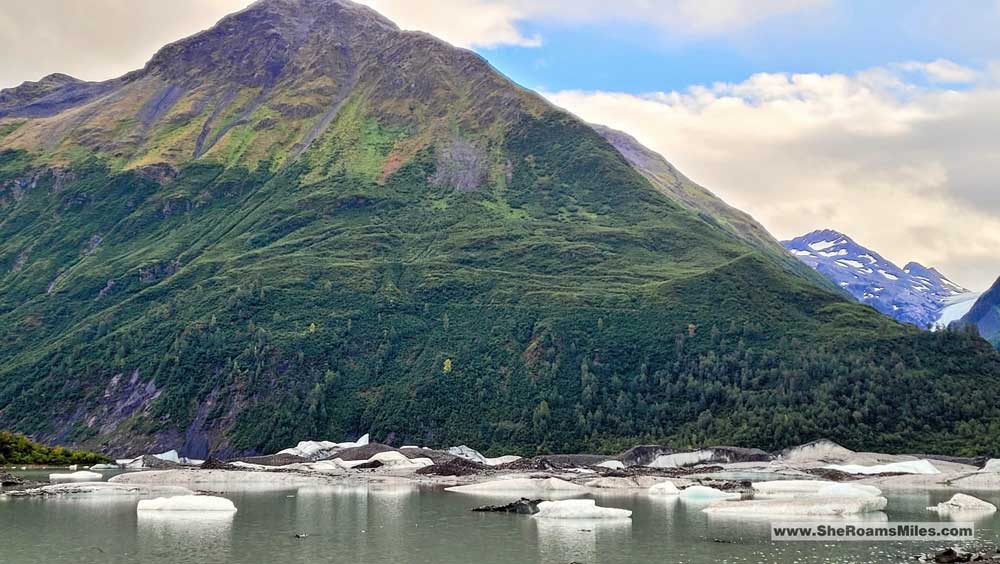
[18,483,195,497]
[446,477,589,497]
[595,460,625,470]
[648,481,680,496]
[355,434,370,447]
[928,494,997,513]
[137,495,237,512]
[752,480,831,496]
[704,496,888,516]
[824,460,940,475]
[90,464,119,470]
[680,486,741,500]
[817,484,882,498]
[534,499,631,520]
[49,471,103,482]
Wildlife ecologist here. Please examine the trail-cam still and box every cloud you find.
[0,0,830,87]
[544,62,1000,290]
[898,59,979,83]
[359,0,541,48]
[363,0,829,47]
[0,0,251,87]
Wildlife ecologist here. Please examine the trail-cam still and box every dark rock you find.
[499,454,609,471]
[472,498,541,515]
[229,453,308,467]
[415,457,485,476]
[617,445,673,467]
[200,457,239,470]
[1,471,24,487]
[323,443,396,462]
[352,459,383,470]
[931,548,973,563]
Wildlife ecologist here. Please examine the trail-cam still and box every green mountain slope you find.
[1,0,998,457]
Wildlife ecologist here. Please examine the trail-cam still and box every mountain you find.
[962,278,1000,347]
[783,230,971,328]
[1,0,999,458]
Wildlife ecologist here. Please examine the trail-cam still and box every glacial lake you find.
[3,471,999,564]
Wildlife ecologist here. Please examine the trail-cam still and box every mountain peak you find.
[784,230,969,328]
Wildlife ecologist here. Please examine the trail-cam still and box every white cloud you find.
[0,0,831,87]
[898,59,979,83]
[359,0,541,48]
[545,64,1000,290]
[363,0,829,48]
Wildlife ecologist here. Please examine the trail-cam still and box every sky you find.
[1,0,999,290]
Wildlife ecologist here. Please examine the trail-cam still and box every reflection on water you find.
[136,511,233,562]
[534,517,632,564]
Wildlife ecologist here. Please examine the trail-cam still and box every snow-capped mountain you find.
[783,230,970,328]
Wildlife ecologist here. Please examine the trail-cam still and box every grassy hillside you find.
[0,0,998,458]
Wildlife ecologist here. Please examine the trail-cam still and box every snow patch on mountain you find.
[783,230,970,329]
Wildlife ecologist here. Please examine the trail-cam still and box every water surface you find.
[3,472,998,564]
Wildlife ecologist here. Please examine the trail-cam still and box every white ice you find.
[647,481,680,496]
[445,477,589,497]
[680,485,741,500]
[49,471,103,482]
[928,493,997,513]
[533,499,631,520]
[824,460,940,475]
[703,495,888,516]
[137,495,237,512]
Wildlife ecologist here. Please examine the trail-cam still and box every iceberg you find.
[49,471,103,482]
[534,499,632,520]
[752,480,831,496]
[679,486,741,501]
[704,495,888,516]
[446,477,589,497]
[277,433,371,459]
[817,484,882,498]
[647,481,680,496]
[12,483,194,497]
[137,495,237,512]
[824,460,940,475]
[928,493,997,513]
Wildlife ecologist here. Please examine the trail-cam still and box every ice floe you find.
[647,481,680,496]
[817,484,882,498]
[9,482,194,498]
[137,495,237,512]
[445,477,589,497]
[533,499,631,520]
[679,486,741,501]
[824,460,940,475]
[49,471,103,482]
[927,493,997,513]
[704,495,888,516]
